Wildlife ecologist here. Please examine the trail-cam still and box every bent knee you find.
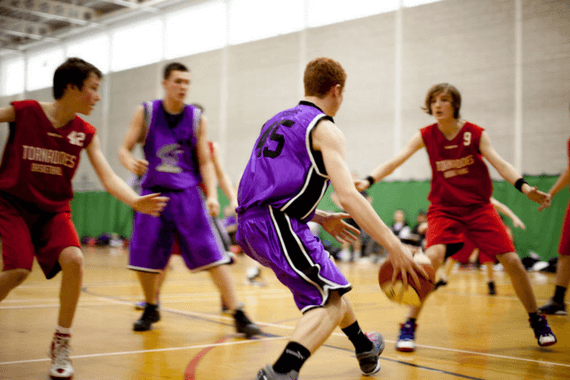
[58,247,84,270]
[6,268,31,286]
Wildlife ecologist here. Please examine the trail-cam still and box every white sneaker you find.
[49,332,74,379]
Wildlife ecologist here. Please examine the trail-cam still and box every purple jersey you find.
[237,101,331,222]
[140,100,202,190]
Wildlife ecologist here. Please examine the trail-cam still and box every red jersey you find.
[0,100,96,212]
[421,122,492,208]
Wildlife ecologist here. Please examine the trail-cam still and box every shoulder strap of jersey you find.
[140,101,154,143]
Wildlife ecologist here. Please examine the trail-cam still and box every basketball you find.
[378,252,436,306]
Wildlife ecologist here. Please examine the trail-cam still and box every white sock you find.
[56,326,72,335]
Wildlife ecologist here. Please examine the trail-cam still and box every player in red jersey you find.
[537,133,570,315]
[0,58,168,379]
[357,83,556,350]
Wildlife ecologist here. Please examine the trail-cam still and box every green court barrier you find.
[71,176,568,260]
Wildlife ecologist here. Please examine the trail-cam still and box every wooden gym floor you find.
[0,246,569,380]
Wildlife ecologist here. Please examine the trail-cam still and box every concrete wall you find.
[1,0,568,190]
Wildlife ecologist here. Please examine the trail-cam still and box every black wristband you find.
[514,178,528,193]
[365,175,375,187]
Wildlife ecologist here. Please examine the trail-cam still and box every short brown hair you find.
[53,58,102,100]
[422,83,461,119]
[163,62,189,80]
[304,57,346,98]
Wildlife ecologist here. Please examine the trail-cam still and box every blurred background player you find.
[118,62,260,337]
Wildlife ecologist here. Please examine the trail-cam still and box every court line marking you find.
[2,291,567,371]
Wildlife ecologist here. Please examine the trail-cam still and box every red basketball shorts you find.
[426,203,515,258]
[0,195,81,279]
[559,201,570,256]
[451,237,495,264]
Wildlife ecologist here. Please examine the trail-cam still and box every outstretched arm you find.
[490,197,526,230]
[87,135,168,216]
[548,167,570,198]
[356,131,424,191]
[480,132,550,207]
[313,120,427,287]
[312,210,360,245]
[0,106,15,124]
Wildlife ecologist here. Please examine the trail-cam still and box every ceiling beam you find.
[0,0,97,25]
[0,15,51,38]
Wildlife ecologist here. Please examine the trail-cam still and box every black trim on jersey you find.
[280,167,328,221]
[308,127,327,175]
[269,206,352,313]
[298,100,335,124]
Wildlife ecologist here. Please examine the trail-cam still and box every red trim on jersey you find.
[0,100,96,212]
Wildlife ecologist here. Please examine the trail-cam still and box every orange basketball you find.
[378,254,436,306]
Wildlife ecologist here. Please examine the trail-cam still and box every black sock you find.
[342,321,373,354]
[529,312,540,324]
[273,342,310,374]
[553,286,567,304]
[407,317,417,325]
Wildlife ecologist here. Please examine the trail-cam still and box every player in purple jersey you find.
[236,57,427,380]
[119,62,261,337]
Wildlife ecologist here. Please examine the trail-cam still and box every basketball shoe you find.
[256,364,298,380]
[356,332,384,376]
[49,332,73,379]
[234,309,262,338]
[133,303,160,331]
[538,298,567,315]
[395,320,417,352]
[530,315,557,347]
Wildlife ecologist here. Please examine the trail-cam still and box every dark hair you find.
[422,83,461,119]
[304,57,346,98]
[53,58,102,100]
[164,62,189,80]
[191,103,204,113]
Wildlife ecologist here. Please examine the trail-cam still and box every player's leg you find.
[37,212,84,379]
[538,255,570,314]
[178,187,260,338]
[0,199,34,301]
[129,194,173,332]
[337,294,384,376]
[539,203,570,315]
[483,261,496,295]
[57,247,84,328]
[396,243,446,352]
[434,257,455,290]
[0,269,31,301]
[469,205,556,346]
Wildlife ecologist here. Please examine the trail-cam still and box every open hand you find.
[387,245,429,290]
[133,193,169,217]
[320,212,360,245]
[129,158,149,177]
